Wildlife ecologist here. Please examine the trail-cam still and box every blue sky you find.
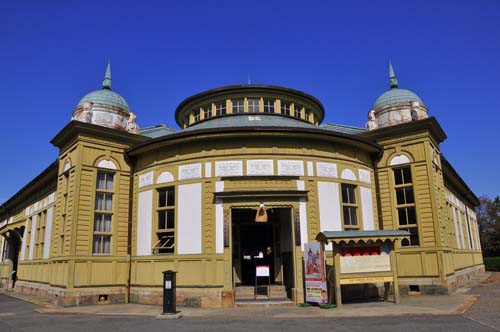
[1,0,499,203]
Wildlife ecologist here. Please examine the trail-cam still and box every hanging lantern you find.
[255,202,268,223]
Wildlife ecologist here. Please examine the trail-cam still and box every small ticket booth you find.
[316,230,409,307]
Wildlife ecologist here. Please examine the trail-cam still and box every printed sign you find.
[339,244,391,274]
[256,265,270,277]
[304,243,328,303]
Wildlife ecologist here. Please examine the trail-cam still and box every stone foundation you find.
[130,287,226,308]
[14,280,126,307]
[398,264,485,295]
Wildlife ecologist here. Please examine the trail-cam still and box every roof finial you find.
[389,61,398,89]
[247,73,251,85]
[102,61,112,90]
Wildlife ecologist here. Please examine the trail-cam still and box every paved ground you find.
[0,272,498,332]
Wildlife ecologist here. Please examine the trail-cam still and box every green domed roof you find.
[76,62,130,112]
[373,62,423,109]
[373,88,422,109]
[77,89,130,112]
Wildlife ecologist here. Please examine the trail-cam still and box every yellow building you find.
[0,63,483,307]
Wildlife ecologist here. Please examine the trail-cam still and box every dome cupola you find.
[366,63,428,131]
[72,62,138,133]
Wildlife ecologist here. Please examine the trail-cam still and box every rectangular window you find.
[215,102,227,116]
[248,98,260,113]
[193,109,201,122]
[305,110,312,121]
[263,99,275,113]
[341,184,358,228]
[154,186,175,254]
[232,99,244,113]
[281,101,291,116]
[394,167,419,246]
[93,172,114,254]
[203,104,212,119]
[294,104,302,118]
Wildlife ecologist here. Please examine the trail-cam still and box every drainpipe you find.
[124,153,135,304]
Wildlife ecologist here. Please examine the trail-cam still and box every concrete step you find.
[235,299,295,308]
[235,286,288,300]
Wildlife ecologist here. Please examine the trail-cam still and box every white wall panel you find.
[360,187,375,230]
[28,215,37,260]
[317,181,341,250]
[43,207,54,259]
[178,183,202,254]
[137,190,153,256]
[216,198,224,254]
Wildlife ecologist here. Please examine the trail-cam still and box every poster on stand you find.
[304,242,328,303]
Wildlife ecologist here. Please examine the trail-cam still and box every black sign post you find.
[162,270,176,314]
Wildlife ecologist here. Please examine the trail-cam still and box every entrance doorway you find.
[1,227,24,289]
[232,207,294,297]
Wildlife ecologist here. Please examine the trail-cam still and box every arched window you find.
[393,167,419,246]
[93,172,114,254]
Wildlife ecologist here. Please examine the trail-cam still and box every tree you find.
[476,195,500,257]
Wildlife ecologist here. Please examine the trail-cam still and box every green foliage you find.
[484,257,500,271]
[477,196,500,257]
[319,303,337,309]
[297,303,312,307]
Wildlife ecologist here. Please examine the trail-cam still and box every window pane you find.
[96,193,104,210]
[159,189,166,207]
[167,209,175,229]
[103,236,111,253]
[398,208,408,226]
[342,184,356,204]
[405,187,414,204]
[158,211,166,229]
[348,186,356,204]
[343,207,350,225]
[106,174,114,190]
[94,214,103,231]
[93,235,101,253]
[97,173,106,189]
[341,185,348,203]
[104,214,112,232]
[396,188,405,205]
[394,169,403,185]
[407,206,417,224]
[403,167,412,184]
[167,187,175,206]
[349,207,357,226]
[105,194,113,210]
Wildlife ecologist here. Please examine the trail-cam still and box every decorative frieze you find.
[215,161,243,177]
[247,160,274,176]
[277,160,304,176]
[316,162,337,178]
[138,171,153,188]
[178,163,202,180]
